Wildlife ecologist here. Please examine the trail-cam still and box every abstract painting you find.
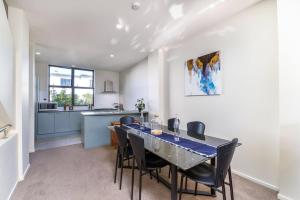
[184,51,221,96]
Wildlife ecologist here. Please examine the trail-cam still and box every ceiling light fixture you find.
[124,25,130,32]
[35,52,41,55]
[131,2,141,10]
[110,54,115,58]
[116,18,124,30]
[145,24,151,29]
[169,4,183,20]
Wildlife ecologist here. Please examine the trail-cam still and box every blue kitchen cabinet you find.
[37,112,55,135]
[69,112,81,131]
[54,112,70,133]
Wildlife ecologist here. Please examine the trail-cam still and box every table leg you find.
[171,164,178,200]
[210,157,216,196]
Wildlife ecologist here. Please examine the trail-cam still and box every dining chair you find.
[113,126,134,190]
[128,133,169,200]
[185,121,206,188]
[179,138,238,200]
[187,121,205,138]
[120,116,135,125]
[167,118,179,177]
[167,118,176,132]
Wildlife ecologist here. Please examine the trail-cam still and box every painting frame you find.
[184,51,222,96]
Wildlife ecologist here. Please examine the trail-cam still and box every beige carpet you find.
[11,144,277,200]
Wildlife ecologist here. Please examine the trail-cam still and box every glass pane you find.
[74,88,93,105]
[49,87,72,107]
[74,69,93,87]
[49,66,72,86]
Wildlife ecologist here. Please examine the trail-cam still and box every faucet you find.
[0,124,12,139]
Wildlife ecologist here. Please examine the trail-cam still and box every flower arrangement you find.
[135,98,145,112]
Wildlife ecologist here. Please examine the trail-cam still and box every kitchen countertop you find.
[81,110,148,116]
[38,108,120,113]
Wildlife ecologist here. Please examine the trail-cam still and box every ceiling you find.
[7,0,261,71]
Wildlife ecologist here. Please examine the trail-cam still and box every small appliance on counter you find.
[38,102,58,112]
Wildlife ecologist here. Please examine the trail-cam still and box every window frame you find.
[48,65,94,106]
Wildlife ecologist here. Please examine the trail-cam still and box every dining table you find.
[108,123,238,200]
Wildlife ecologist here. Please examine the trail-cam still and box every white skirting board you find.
[6,180,18,200]
[7,164,30,200]
[277,193,294,200]
[232,169,279,191]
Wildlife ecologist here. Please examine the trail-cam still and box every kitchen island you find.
[81,110,148,149]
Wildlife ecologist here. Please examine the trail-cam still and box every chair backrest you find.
[187,121,205,138]
[114,126,128,149]
[215,138,238,187]
[128,133,146,170]
[120,116,135,125]
[168,118,176,132]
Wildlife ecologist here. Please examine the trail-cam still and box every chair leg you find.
[156,168,159,183]
[168,166,171,178]
[131,157,135,200]
[127,150,130,166]
[185,177,188,190]
[150,170,153,179]
[119,152,124,190]
[139,168,142,200]
[222,182,227,200]
[114,147,119,183]
[194,182,198,196]
[228,167,234,200]
[179,174,184,200]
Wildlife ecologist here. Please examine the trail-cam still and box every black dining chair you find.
[120,116,135,125]
[128,133,169,200]
[167,118,176,132]
[179,138,238,200]
[113,126,134,190]
[167,118,180,177]
[187,121,205,138]
[185,121,206,189]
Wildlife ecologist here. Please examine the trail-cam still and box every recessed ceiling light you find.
[132,2,141,10]
[124,25,130,32]
[116,18,124,30]
[35,52,41,55]
[110,54,115,58]
[116,24,123,30]
[169,4,183,20]
[145,24,151,29]
[110,38,119,45]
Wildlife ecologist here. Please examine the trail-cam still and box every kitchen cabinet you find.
[54,112,70,133]
[37,113,55,135]
[69,112,81,131]
[36,111,82,137]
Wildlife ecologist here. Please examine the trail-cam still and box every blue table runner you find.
[126,124,217,158]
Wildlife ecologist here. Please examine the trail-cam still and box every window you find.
[49,65,94,106]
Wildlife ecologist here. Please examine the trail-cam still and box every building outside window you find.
[49,65,94,107]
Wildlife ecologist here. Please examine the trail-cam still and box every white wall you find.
[35,62,48,102]
[168,0,279,189]
[0,132,18,200]
[9,6,30,179]
[120,59,149,110]
[277,0,300,199]
[94,69,119,108]
[0,2,19,200]
[120,0,280,190]
[120,52,169,123]
[0,0,14,126]
[28,43,36,153]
